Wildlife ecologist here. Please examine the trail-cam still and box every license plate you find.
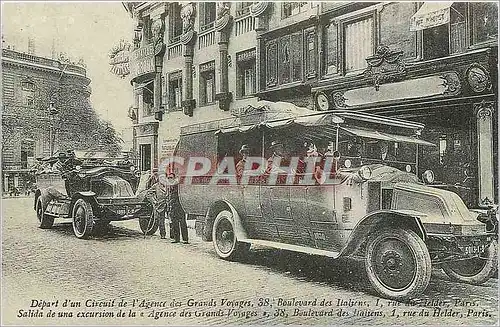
[463,244,487,255]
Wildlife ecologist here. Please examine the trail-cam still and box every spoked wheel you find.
[72,198,94,239]
[212,210,250,261]
[36,198,54,229]
[365,228,431,300]
[442,240,498,285]
[139,203,158,235]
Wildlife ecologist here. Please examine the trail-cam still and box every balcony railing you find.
[199,29,216,49]
[168,41,183,59]
[235,15,255,36]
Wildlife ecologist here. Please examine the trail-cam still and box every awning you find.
[410,2,453,31]
[340,127,436,146]
[295,113,344,126]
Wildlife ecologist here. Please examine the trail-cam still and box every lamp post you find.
[48,101,58,156]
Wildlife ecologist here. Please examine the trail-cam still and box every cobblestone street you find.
[2,197,498,325]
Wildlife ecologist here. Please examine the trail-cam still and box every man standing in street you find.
[166,172,188,244]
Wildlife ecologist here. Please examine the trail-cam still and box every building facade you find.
[1,48,91,193]
[124,2,498,208]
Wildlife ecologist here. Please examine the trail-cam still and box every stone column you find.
[182,45,195,117]
[216,30,231,110]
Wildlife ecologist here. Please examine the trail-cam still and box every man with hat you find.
[264,141,291,184]
[143,167,167,239]
[52,152,69,172]
[166,171,188,244]
[236,144,250,183]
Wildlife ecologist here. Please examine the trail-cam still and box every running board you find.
[240,239,340,259]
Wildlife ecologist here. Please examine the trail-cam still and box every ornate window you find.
[266,32,303,88]
[200,2,217,31]
[168,71,183,110]
[422,3,468,59]
[305,29,317,79]
[471,2,498,45]
[169,2,183,43]
[344,16,374,73]
[142,80,154,116]
[199,61,216,105]
[236,49,256,97]
[282,2,308,19]
[236,2,253,17]
[21,81,35,107]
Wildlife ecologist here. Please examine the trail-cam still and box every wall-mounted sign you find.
[109,40,131,78]
[130,44,156,79]
[160,138,179,160]
[333,72,461,108]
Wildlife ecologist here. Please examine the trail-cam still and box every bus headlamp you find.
[422,170,435,184]
[358,166,372,180]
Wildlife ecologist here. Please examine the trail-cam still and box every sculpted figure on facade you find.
[216,2,230,19]
[180,3,195,34]
[151,18,165,53]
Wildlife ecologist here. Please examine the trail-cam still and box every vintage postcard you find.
[1,1,498,326]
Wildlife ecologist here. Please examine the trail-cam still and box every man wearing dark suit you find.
[166,172,188,244]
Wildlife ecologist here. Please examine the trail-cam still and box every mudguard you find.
[340,209,427,258]
[206,200,249,241]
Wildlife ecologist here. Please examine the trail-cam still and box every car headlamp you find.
[358,166,372,180]
[129,165,135,171]
[344,159,352,168]
[405,165,412,173]
[422,170,435,184]
[134,169,141,178]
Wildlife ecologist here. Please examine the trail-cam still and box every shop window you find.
[423,3,467,59]
[236,49,256,98]
[282,2,308,19]
[471,2,498,45]
[200,61,216,106]
[236,2,253,17]
[169,3,183,43]
[21,81,35,107]
[168,71,183,110]
[200,2,217,31]
[142,81,154,116]
[344,16,373,73]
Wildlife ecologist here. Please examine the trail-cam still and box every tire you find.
[212,210,250,261]
[365,228,431,301]
[72,198,94,239]
[36,198,54,229]
[442,240,498,285]
[139,204,159,235]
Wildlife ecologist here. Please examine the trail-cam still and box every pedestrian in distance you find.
[166,172,188,244]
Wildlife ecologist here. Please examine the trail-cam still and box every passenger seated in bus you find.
[378,141,396,162]
[236,144,250,184]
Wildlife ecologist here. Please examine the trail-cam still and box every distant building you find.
[1,47,90,193]
[123,2,498,207]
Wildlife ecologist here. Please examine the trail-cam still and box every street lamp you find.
[48,101,59,156]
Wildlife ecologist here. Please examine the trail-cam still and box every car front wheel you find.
[72,198,94,239]
[442,240,498,285]
[212,210,250,261]
[36,198,54,229]
[365,228,431,301]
